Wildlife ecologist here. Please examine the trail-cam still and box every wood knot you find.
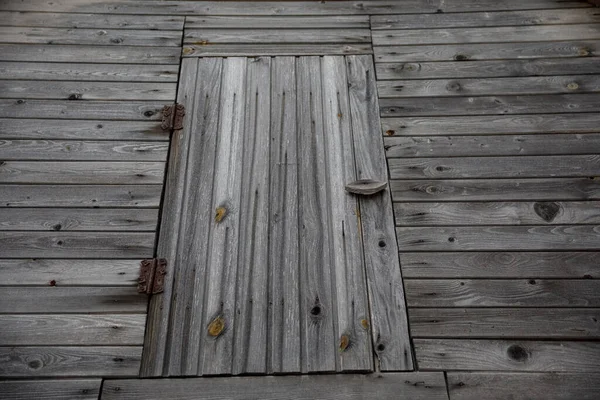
[68,93,82,100]
[446,82,461,92]
[215,206,227,223]
[360,319,369,330]
[339,334,350,352]
[385,129,395,136]
[28,360,43,370]
[143,110,155,117]
[566,82,579,91]
[454,54,469,61]
[207,316,225,337]
[507,344,529,362]
[533,201,560,222]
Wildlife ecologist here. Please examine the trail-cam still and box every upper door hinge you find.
[138,258,167,295]
[161,103,185,131]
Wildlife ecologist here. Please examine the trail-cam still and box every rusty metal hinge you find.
[138,258,167,294]
[161,103,185,131]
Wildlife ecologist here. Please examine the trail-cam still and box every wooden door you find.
[141,56,412,376]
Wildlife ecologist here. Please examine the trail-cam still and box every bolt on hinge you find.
[161,103,185,131]
[138,258,167,294]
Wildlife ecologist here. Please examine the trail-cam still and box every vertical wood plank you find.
[296,56,336,373]
[268,56,301,374]
[346,54,414,371]
[321,55,372,372]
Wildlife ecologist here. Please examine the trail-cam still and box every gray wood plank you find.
[0,287,146,313]
[380,94,600,117]
[414,339,600,371]
[0,62,178,82]
[0,161,164,184]
[346,54,412,371]
[184,29,370,44]
[381,113,600,136]
[371,9,600,29]
[0,100,166,120]
[0,80,176,101]
[385,134,600,158]
[0,346,141,377]
[0,140,168,161]
[296,56,336,373]
[0,314,146,345]
[0,231,154,258]
[268,56,301,374]
[0,27,181,46]
[404,279,600,307]
[232,56,271,375]
[372,24,600,46]
[388,155,600,179]
[374,40,600,62]
[400,251,600,279]
[183,43,373,57]
[391,178,600,202]
[409,308,600,338]
[0,379,101,400]
[0,259,140,286]
[447,372,600,400]
[200,57,247,376]
[395,201,600,226]
[377,75,600,98]
[0,185,162,207]
[141,58,201,377]
[0,208,158,231]
[0,12,184,30]
[396,225,600,251]
[321,55,372,372]
[186,15,369,29]
[0,44,180,64]
[375,58,600,80]
[102,372,448,400]
[0,119,168,141]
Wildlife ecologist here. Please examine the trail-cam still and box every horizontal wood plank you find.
[409,308,600,338]
[0,346,142,377]
[374,40,600,62]
[0,185,161,207]
[0,231,154,258]
[397,225,600,251]
[395,201,600,226]
[391,178,600,202]
[182,43,373,56]
[0,208,158,231]
[0,379,101,400]
[0,259,140,285]
[185,15,369,28]
[0,161,164,184]
[0,80,176,101]
[447,372,600,400]
[0,44,180,64]
[102,373,449,400]
[0,314,146,345]
[0,27,181,46]
[0,140,168,161]
[400,251,600,279]
[0,287,146,313]
[184,28,370,44]
[385,134,600,158]
[404,279,600,307]
[414,339,600,371]
[0,12,184,30]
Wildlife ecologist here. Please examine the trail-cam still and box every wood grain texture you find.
[0,12,184,30]
[0,259,140,286]
[102,373,449,400]
[409,308,600,338]
[0,287,146,313]
[0,379,101,400]
[0,208,158,231]
[0,314,146,345]
[391,178,600,202]
[0,346,142,377]
[186,15,369,29]
[396,225,600,251]
[346,55,412,371]
[184,29,370,44]
[414,339,600,371]
[447,372,600,400]
[384,134,600,158]
[0,185,161,207]
[0,231,154,258]
[0,100,165,120]
[404,279,600,307]
[183,43,373,57]
[400,251,600,279]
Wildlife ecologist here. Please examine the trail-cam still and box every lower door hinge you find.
[138,258,167,295]
[161,103,185,131]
